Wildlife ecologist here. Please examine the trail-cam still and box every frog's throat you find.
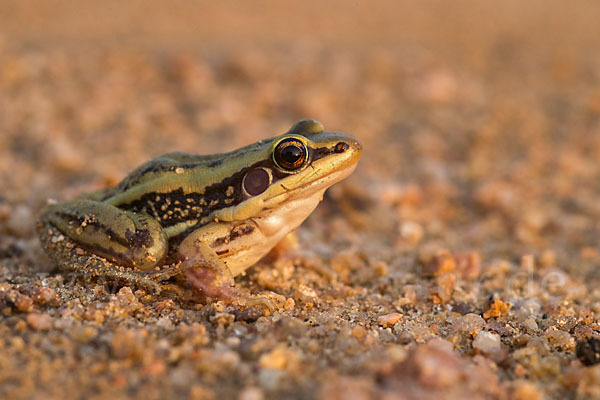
[214,163,357,223]
[214,187,329,277]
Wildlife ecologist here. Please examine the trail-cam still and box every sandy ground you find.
[2,1,600,399]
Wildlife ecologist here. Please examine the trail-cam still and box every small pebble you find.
[544,328,574,351]
[156,316,174,329]
[483,299,510,319]
[453,313,485,336]
[422,250,455,276]
[377,313,402,328]
[26,313,53,331]
[399,221,424,245]
[6,205,34,237]
[32,287,60,307]
[523,317,538,332]
[352,325,367,340]
[14,292,34,313]
[239,387,264,400]
[406,339,461,388]
[71,325,98,343]
[258,368,283,391]
[473,331,502,354]
[454,251,481,280]
[294,284,318,305]
[576,337,600,366]
[319,376,373,400]
[259,345,297,370]
[110,329,146,360]
[143,360,166,376]
[284,297,295,311]
[511,381,543,400]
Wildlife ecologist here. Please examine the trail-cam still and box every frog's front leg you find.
[178,224,274,311]
[38,199,170,292]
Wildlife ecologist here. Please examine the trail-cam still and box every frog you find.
[37,119,362,308]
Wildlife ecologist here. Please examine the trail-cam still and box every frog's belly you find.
[214,188,326,276]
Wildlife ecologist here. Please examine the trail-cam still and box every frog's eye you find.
[273,138,308,171]
[243,167,272,196]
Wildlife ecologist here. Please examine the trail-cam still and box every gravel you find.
[2,1,600,399]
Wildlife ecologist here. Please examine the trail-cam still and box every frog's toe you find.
[128,277,163,294]
[181,262,276,313]
[237,295,276,313]
[157,282,186,297]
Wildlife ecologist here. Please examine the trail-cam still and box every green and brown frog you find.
[37,120,362,307]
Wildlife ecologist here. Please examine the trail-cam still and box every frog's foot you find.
[181,260,274,312]
[178,234,275,312]
[37,201,174,294]
[181,260,235,299]
[41,233,162,295]
[83,259,165,294]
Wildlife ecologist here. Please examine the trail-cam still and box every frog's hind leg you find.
[39,199,168,270]
[38,222,166,293]
[38,199,171,293]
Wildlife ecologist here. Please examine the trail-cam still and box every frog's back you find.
[105,152,225,198]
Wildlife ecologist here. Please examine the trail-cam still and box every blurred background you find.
[2,2,600,399]
[3,0,600,257]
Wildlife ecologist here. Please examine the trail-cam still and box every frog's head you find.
[214,119,362,224]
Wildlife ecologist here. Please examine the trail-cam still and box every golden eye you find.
[273,138,308,171]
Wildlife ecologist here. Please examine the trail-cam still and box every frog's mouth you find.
[265,162,358,204]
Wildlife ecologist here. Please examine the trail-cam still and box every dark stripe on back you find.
[120,159,275,227]
[106,143,339,230]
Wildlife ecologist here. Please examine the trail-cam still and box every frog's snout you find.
[349,138,362,153]
[337,135,362,163]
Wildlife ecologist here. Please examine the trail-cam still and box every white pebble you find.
[7,205,34,237]
[473,331,501,354]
